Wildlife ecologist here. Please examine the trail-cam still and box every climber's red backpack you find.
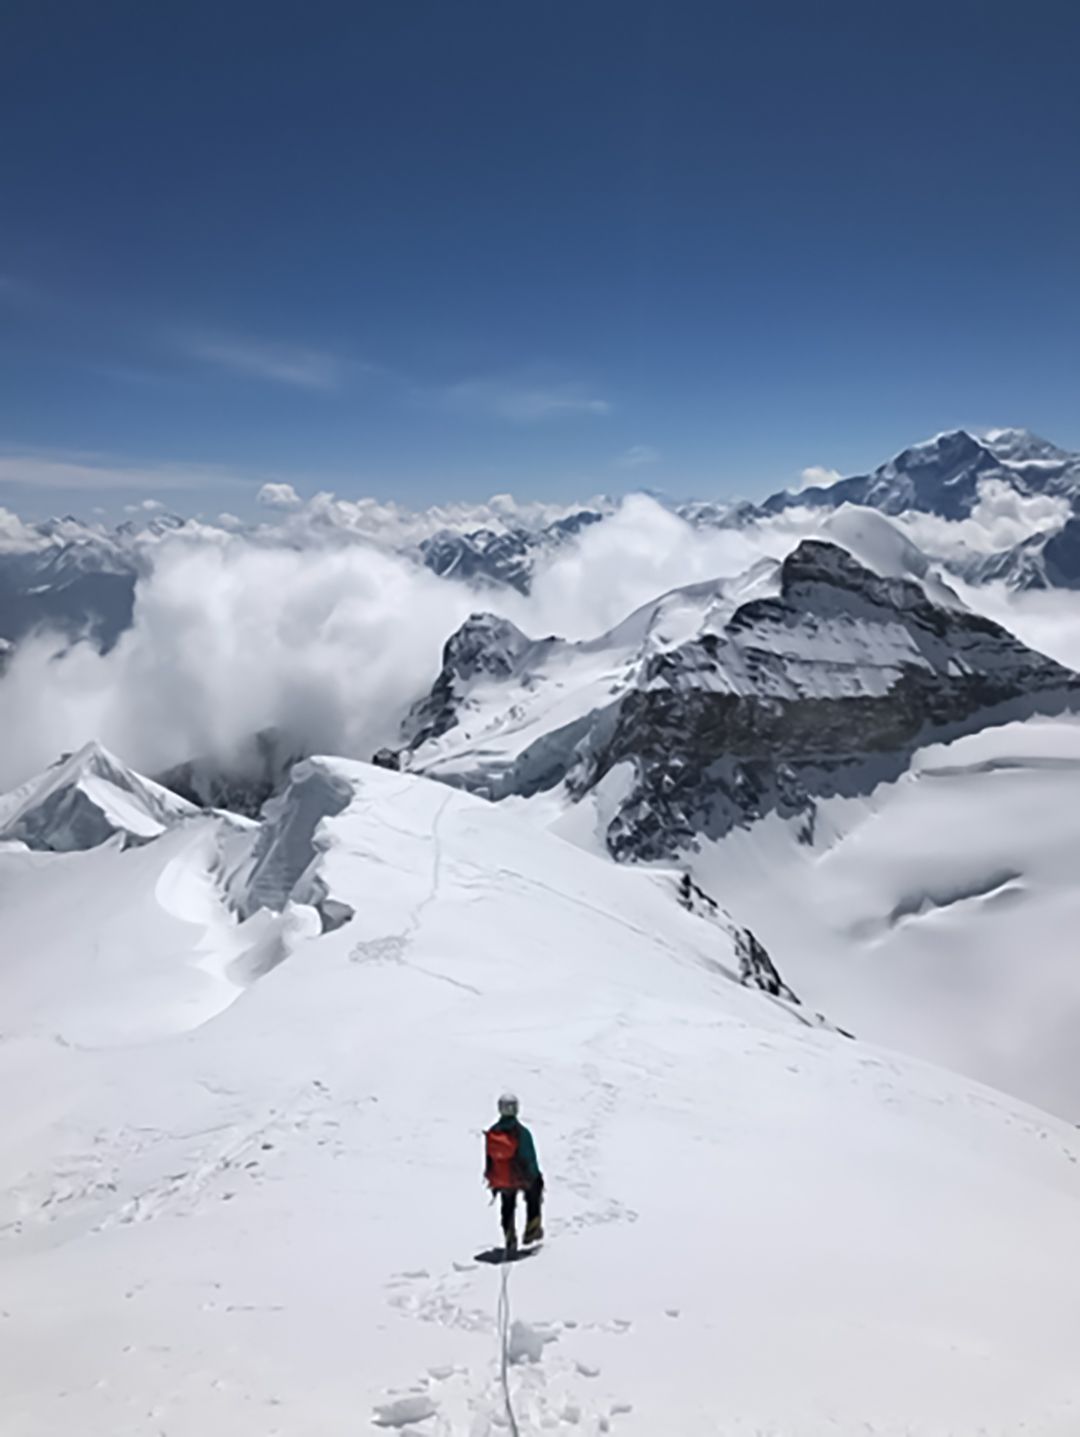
[485,1125,521,1190]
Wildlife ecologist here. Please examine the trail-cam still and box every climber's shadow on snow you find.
[474,1246,541,1265]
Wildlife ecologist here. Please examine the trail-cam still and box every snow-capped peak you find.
[979,427,1072,466]
[0,740,198,852]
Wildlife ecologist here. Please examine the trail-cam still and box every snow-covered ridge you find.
[3,755,1080,1432]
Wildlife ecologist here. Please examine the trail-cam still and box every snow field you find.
[1,763,1080,1433]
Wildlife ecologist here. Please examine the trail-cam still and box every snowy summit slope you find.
[697,712,1080,1120]
[2,759,1080,1435]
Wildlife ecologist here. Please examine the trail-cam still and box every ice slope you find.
[693,713,1080,1121]
[0,740,200,851]
[2,760,1080,1435]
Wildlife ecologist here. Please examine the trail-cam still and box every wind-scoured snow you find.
[1,760,1080,1434]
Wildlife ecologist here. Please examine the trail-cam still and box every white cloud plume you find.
[894,480,1070,558]
[123,498,168,515]
[0,506,49,554]
[524,494,823,638]
[952,580,1080,674]
[258,482,303,510]
[0,539,482,789]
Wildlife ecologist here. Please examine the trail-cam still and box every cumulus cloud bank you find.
[895,479,1071,559]
[1,485,1078,792]
[0,540,480,788]
[0,495,821,788]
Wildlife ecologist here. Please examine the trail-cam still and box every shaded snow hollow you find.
[1,759,1079,1434]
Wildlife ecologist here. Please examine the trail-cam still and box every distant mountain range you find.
[4,427,1079,663]
[761,427,1080,521]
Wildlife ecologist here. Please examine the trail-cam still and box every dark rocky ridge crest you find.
[584,541,1080,858]
[405,612,558,750]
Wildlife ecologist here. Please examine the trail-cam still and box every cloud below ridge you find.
[0,485,1078,793]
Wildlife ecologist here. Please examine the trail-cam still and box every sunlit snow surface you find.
[2,761,1079,1435]
[694,714,1080,1121]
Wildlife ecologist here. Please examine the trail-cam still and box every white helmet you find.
[497,1092,520,1118]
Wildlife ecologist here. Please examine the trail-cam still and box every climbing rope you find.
[496,1262,522,1437]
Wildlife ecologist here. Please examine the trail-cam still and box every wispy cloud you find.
[0,450,256,492]
[616,444,660,469]
[439,377,611,423]
[123,498,168,514]
[182,333,344,390]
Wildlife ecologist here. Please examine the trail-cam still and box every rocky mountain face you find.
[0,512,191,655]
[0,527,138,653]
[404,613,559,751]
[404,540,1080,861]
[961,514,1080,591]
[418,509,604,593]
[156,729,303,819]
[674,871,798,1003]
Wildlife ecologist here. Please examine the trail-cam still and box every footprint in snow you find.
[371,1393,438,1428]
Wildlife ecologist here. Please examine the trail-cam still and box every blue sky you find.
[2,0,1079,519]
